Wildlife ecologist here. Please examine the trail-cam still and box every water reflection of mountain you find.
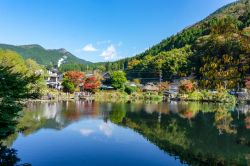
[3,101,250,166]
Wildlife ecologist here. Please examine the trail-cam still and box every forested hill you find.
[92,0,250,89]
[0,44,91,66]
[135,0,249,58]
[57,0,250,73]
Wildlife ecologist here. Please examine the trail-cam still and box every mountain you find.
[91,0,250,88]
[134,0,250,58]
[0,44,91,66]
[98,0,248,67]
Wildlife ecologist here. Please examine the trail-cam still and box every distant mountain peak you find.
[19,44,44,49]
[0,43,92,66]
[58,48,68,54]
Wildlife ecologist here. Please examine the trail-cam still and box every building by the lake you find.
[46,68,62,90]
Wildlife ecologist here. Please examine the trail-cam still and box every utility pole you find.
[159,70,162,84]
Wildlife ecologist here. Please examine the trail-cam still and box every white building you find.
[46,69,62,89]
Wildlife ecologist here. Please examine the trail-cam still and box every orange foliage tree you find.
[84,76,101,93]
[64,71,85,87]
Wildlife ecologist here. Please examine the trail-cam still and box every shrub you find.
[204,89,236,103]
[188,91,203,101]
[143,92,163,101]
[216,89,236,103]
[125,85,138,94]
[94,91,129,102]
[179,80,195,93]
[185,89,236,103]
[133,79,141,85]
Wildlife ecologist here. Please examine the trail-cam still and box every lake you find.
[1,101,250,166]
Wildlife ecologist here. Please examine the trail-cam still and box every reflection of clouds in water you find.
[99,123,112,137]
[80,128,94,136]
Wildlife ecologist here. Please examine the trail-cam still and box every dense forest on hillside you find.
[76,0,250,89]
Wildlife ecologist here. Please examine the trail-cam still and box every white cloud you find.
[79,128,94,136]
[82,44,98,52]
[100,45,117,60]
[99,123,112,137]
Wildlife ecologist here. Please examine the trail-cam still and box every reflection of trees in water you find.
[62,101,100,121]
[2,100,250,166]
[214,107,236,134]
[0,101,31,166]
[0,100,23,140]
[0,144,20,166]
[111,103,250,166]
[109,109,126,123]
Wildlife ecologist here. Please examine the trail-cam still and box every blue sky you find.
[0,0,236,62]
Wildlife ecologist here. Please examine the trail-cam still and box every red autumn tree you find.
[179,80,195,93]
[64,71,85,87]
[84,76,101,93]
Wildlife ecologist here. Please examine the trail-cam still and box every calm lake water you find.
[1,101,250,166]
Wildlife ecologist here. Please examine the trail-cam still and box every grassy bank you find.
[33,88,238,104]
[28,88,75,102]
[94,91,163,103]
[177,90,236,104]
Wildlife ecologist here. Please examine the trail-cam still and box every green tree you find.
[0,66,40,139]
[0,49,28,73]
[0,55,41,147]
[0,50,47,96]
[61,79,75,93]
[25,58,47,95]
[0,66,40,100]
[110,71,127,90]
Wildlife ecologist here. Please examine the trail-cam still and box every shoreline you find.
[27,90,250,104]
[25,97,250,104]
